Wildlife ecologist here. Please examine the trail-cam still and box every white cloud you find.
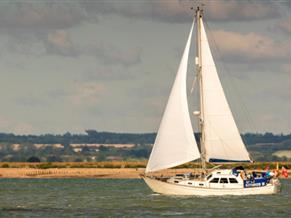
[211,30,291,62]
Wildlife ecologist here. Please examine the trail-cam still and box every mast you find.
[196,6,206,172]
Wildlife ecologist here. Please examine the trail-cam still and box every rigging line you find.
[204,19,259,136]
[190,75,197,93]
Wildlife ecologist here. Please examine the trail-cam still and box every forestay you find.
[145,21,200,173]
[200,21,250,162]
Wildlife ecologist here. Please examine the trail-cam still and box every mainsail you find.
[200,21,250,162]
[145,21,200,173]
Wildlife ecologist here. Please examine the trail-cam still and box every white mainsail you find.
[145,21,200,173]
[200,21,250,162]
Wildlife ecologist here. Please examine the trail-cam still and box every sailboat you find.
[143,7,281,196]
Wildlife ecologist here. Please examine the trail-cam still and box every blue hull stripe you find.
[209,158,251,163]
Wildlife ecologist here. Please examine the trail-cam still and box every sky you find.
[0,0,291,135]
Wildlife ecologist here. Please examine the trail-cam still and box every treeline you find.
[243,132,291,145]
[0,130,290,163]
[0,130,156,144]
[1,130,291,145]
[0,142,152,163]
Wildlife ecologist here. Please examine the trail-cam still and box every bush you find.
[36,163,53,169]
[2,163,9,168]
[27,156,41,163]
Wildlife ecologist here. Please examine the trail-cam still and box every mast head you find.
[191,4,204,18]
[196,5,204,17]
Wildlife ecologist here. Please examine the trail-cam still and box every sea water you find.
[0,178,290,217]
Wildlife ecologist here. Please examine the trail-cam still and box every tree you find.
[47,155,63,162]
[96,153,106,161]
[27,156,41,162]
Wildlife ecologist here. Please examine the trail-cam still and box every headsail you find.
[146,21,200,173]
[200,21,251,162]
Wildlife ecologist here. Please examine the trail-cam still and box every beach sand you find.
[0,168,195,179]
[0,168,289,179]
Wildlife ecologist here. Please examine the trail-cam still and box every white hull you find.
[143,177,281,196]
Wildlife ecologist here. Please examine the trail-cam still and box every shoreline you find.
[0,168,290,179]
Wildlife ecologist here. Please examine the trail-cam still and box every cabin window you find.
[206,174,212,180]
[188,182,192,185]
[174,181,179,183]
[210,178,219,183]
[229,178,238,183]
[220,178,228,183]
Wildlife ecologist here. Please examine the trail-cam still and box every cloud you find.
[90,42,142,66]
[47,30,72,49]
[0,116,11,130]
[3,28,142,62]
[84,66,137,82]
[277,20,291,34]
[16,96,46,107]
[0,115,35,134]
[84,0,280,23]
[211,30,291,62]
[47,89,71,99]
[280,63,291,73]
[46,30,79,57]
[13,122,35,135]
[69,82,105,105]
[2,30,78,57]
[0,0,281,37]
[204,0,280,22]
[3,34,46,56]
[41,82,106,106]
[0,2,89,30]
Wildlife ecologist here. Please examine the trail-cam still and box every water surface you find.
[0,178,290,217]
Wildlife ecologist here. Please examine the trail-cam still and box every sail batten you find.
[145,21,200,173]
[200,21,251,162]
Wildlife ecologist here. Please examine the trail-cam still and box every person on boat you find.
[281,166,288,178]
[240,171,246,180]
[252,171,257,178]
[265,170,273,178]
[232,166,244,177]
[232,168,239,176]
[273,169,279,178]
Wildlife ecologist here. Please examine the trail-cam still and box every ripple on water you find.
[0,179,290,217]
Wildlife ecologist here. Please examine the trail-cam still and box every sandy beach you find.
[0,168,194,179]
[0,168,289,179]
